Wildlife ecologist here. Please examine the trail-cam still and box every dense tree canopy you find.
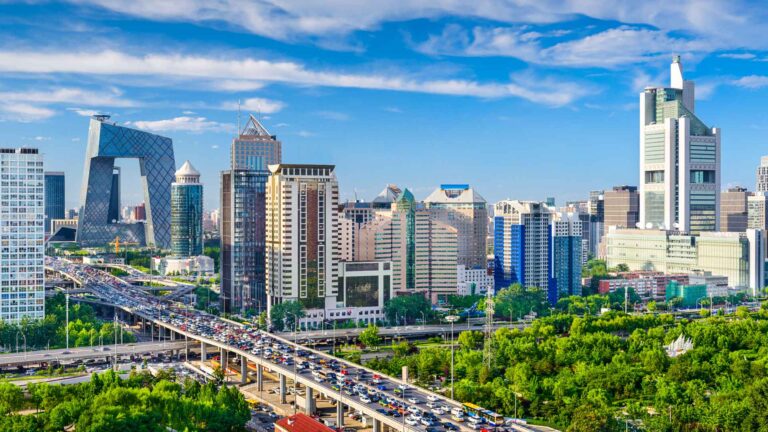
[383,295,433,325]
[269,301,305,331]
[366,302,768,431]
[0,369,250,431]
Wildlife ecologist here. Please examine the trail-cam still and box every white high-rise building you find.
[1,148,45,323]
[639,56,721,233]
[266,164,339,317]
[757,156,768,193]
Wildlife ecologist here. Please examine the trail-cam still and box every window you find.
[645,170,665,184]
[690,170,715,184]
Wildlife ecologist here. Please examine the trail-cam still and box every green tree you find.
[269,301,305,331]
[383,295,433,325]
[359,324,381,349]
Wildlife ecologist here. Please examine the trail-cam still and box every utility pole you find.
[483,290,494,368]
[65,293,70,352]
[446,315,459,399]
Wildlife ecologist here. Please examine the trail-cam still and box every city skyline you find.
[2,2,768,210]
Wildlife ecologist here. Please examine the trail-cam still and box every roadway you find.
[44,256,544,432]
[0,340,188,367]
[278,322,527,342]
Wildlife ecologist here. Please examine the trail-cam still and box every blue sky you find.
[2,1,768,211]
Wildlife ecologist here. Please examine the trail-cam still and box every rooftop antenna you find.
[237,99,242,135]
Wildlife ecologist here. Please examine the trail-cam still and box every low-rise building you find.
[301,261,392,328]
[151,255,214,276]
[665,281,707,308]
[457,265,494,296]
[275,414,335,432]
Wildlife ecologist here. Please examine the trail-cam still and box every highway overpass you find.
[0,340,189,368]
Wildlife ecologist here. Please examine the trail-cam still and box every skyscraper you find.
[220,169,268,314]
[493,200,552,291]
[1,148,45,323]
[232,114,282,171]
[266,164,339,314]
[44,171,65,234]
[108,167,120,223]
[603,185,639,230]
[220,115,281,315]
[588,190,604,257]
[551,210,583,303]
[756,156,768,193]
[639,56,720,233]
[362,189,458,303]
[170,161,203,257]
[720,186,750,232]
[423,184,487,269]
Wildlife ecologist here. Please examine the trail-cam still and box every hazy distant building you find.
[604,185,639,230]
[170,161,203,257]
[588,190,604,257]
[748,193,768,230]
[133,203,146,221]
[721,186,750,232]
[551,210,583,302]
[424,184,487,269]
[639,56,720,233]
[1,148,45,323]
[44,171,65,234]
[757,156,768,193]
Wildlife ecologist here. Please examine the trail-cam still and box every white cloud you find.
[418,24,711,68]
[274,122,289,127]
[128,116,234,133]
[66,0,767,53]
[0,103,56,121]
[182,110,196,115]
[211,144,220,149]
[33,136,50,141]
[219,97,285,113]
[213,80,265,91]
[0,49,588,106]
[67,107,99,116]
[296,130,315,137]
[384,106,402,113]
[732,75,768,89]
[314,110,349,121]
[719,53,757,60]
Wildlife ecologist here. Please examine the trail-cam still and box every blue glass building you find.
[44,171,65,233]
[171,161,203,257]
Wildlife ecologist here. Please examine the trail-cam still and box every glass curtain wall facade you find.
[220,170,267,314]
[170,161,203,257]
[44,171,65,233]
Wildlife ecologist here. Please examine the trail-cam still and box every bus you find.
[462,403,503,426]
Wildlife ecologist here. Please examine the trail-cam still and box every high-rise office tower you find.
[266,164,339,314]
[604,185,639,230]
[44,171,65,234]
[756,156,768,193]
[232,114,282,171]
[551,210,583,303]
[639,56,721,233]
[220,170,268,314]
[424,184,487,269]
[108,167,120,223]
[1,148,45,323]
[721,186,750,232]
[133,203,146,221]
[221,115,281,315]
[748,193,768,230]
[170,161,203,257]
[363,189,458,303]
[493,200,552,291]
[588,190,604,257]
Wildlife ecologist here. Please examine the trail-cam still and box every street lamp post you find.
[65,293,70,352]
[445,315,459,400]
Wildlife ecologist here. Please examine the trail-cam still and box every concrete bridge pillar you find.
[200,342,207,362]
[279,374,287,404]
[373,419,381,432]
[240,357,248,385]
[257,364,263,391]
[336,402,344,426]
[305,387,315,414]
[170,330,176,341]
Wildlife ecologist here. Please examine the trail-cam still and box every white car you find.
[420,418,434,427]
[407,397,420,404]
[411,413,422,421]
[407,406,420,415]
[439,405,451,414]
[406,417,419,426]
[398,384,408,390]
[431,408,443,415]
[427,395,438,402]
[426,401,437,408]
[359,395,372,404]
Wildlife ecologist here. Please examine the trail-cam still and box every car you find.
[359,395,372,404]
[442,422,459,431]
[376,385,387,391]
[426,401,437,408]
[407,397,420,404]
[405,417,419,426]
[377,408,389,415]
[411,413,422,421]
[407,406,420,415]
[431,408,443,416]
[388,410,401,418]
[427,395,438,402]
[421,418,434,427]
[439,405,451,414]
[398,384,408,390]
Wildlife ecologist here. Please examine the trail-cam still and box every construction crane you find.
[108,236,137,254]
